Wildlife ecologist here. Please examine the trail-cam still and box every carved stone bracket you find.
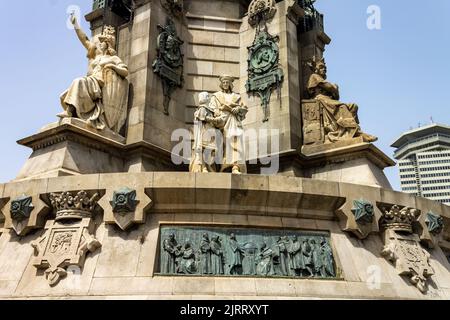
[152,18,184,115]
[31,190,101,287]
[2,194,51,236]
[99,186,153,231]
[378,203,434,294]
[335,198,380,240]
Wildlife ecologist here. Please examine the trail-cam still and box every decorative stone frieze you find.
[378,204,434,294]
[31,190,101,287]
[159,226,337,279]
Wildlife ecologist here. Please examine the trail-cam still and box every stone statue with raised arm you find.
[58,14,129,135]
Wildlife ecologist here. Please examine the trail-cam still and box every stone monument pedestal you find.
[16,118,179,181]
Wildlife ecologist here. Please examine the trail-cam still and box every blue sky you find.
[0,0,448,189]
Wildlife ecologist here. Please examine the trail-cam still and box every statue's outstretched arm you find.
[70,14,90,50]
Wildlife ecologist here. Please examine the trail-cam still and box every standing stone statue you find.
[190,92,218,173]
[162,233,178,274]
[209,75,248,174]
[59,14,129,134]
[200,233,212,275]
[210,236,224,275]
[307,57,377,143]
[228,233,245,275]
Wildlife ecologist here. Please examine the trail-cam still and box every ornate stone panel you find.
[246,0,284,122]
[378,204,434,293]
[153,18,184,115]
[158,226,337,279]
[31,191,101,287]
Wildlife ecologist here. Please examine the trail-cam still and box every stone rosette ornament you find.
[379,204,435,293]
[248,0,276,27]
[31,191,101,287]
[351,199,374,224]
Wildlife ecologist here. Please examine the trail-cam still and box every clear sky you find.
[0,0,448,189]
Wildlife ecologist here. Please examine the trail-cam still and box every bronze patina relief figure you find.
[59,15,129,134]
[306,57,377,144]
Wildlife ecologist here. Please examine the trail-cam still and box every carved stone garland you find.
[379,204,434,293]
[31,191,102,287]
[152,18,184,116]
[246,0,284,122]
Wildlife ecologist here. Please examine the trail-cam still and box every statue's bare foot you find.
[361,133,378,143]
[57,111,72,119]
[232,165,241,174]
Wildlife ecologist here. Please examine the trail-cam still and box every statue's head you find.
[198,92,210,105]
[307,56,327,78]
[219,75,235,93]
[98,26,117,55]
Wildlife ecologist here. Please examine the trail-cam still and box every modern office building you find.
[392,123,450,205]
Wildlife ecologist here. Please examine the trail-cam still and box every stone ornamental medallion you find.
[246,30,284,122]
[248,0,276,27]
[31,191,101,287]
[425,211,444,235]
[160,0,184,17]
[351,199,374,224]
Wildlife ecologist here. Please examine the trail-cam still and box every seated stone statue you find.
[58,15,129,135]
[307,57,377,143]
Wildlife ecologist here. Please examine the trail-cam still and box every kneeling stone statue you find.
[58,14,129,135]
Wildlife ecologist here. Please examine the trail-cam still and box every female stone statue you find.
[59,14,129,134]
[209,75,248,174]
[307,57,377,144]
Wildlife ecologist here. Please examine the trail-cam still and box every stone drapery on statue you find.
[305,57,377,144]
[190,92,217,173]
[209,75,248,174]
[59,16,129,135]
